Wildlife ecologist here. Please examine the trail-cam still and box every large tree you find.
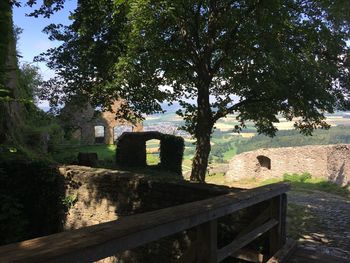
[115,0,350,181]
[40,0,350,181]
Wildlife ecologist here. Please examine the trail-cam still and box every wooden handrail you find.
[0,183,290,262]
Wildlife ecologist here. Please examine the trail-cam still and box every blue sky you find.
[13,1,77,80]
[13,1,77,109]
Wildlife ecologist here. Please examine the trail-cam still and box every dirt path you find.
[287,190,350,259]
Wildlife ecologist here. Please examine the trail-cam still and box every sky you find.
[13,1,77,110]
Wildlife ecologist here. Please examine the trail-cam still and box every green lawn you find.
[52,144,116,164]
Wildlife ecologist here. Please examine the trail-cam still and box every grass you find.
[205,172,227,185]
[146,153,160,165]
[260,173,350,200]
[52,144,116,164]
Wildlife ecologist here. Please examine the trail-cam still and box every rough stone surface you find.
[60,100,143,145]
[226,144,350,186]
[288,190,350,259]
[58,165,247,262]
[77,152,98,167]
[60,165,233,230]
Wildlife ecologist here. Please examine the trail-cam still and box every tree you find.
[0,0,61,145]
[34,0,134,112]
[39,0,350,182]
[19,63,43,103]
[114,0,350,181]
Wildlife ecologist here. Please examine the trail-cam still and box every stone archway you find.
[256,155,271,170]
[146,139,161,165]
[94,125,105,144]
[116,132,184,175]
[116,131,163,167]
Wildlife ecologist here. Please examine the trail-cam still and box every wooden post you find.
[269,195,283,257]
[280,193,287,245]
[197,219,218,263]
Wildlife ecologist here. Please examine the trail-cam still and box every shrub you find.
[283,172,312,183]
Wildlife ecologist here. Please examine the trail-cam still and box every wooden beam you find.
[197,220,218,263]
[0,183,289,263]
[280,194,287,245]
[217,219,278,262]
[235,207,270,239]
[266,239,297,263]
[269,195,283,256]
[232,248,264,263]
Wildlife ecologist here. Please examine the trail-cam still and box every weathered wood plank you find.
[232,248,264,263]
[197,220,218,263]
[280,194,287,245]
[217,219,278,262]
[269,195,283,256]
[0,183,289,263]
[176,240,200,263]
[266,239,297,263]
[235,207,270,239]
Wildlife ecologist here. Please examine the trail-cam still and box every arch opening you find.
[94,126,105,144]
[257,155,271,170]
[146,139,160,166]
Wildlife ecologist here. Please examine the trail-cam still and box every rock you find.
[77,152,98,167]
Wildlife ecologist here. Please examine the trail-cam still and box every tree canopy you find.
[37,0,350,181]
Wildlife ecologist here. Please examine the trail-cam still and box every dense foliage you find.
[34,0,129,111]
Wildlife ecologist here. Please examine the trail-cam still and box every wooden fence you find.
[0,183,290,262]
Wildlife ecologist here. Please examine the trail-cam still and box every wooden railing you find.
[0,183,290,263]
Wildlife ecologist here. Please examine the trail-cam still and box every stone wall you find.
[60,165,234,230]
[226,144,350,186]
[59,166,245,262]
[60,100,143,145]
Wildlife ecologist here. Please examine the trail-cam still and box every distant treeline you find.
[236,126,350,154]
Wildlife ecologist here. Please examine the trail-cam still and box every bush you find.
[0,153,64,245]
[283,172,312,183]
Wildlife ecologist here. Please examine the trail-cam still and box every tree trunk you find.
[190,79,213,182]
[0,1,14,143]
[0,1,24,144]
[191,129,212,182]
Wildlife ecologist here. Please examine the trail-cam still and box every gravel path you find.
[288,190,350,259]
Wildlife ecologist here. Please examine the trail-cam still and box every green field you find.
[52,144,116,164]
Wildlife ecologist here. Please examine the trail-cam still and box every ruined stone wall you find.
[60,165,232,230]
[226,144,350,186]
[58,165,239,262]
[61,100,143,145]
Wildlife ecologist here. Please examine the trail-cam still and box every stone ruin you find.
[59,165,242,262]
[116,131,184,175]
[226,144,350,186]
[60,100,143,145]
[116,131,163,167]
